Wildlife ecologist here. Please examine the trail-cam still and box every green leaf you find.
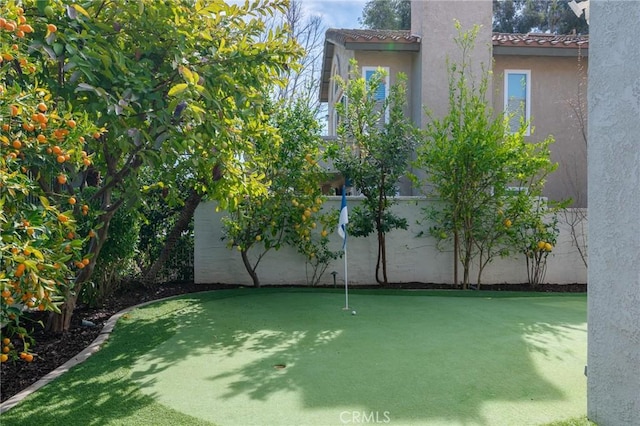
[71,4,91,18]
[39,196,50,209]
[168,83,188,97]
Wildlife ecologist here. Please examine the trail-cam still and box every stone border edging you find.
[0,296,173,414]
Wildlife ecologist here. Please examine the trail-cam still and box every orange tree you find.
[1,4,95,362]
[326,62,416,285]
[413,23,557,288]
[222,101,336,287]
[15,0,301,331]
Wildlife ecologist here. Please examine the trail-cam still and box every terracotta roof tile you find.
[326,29,421,45]
[492,33,589,49]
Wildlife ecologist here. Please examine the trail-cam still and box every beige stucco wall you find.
[587,1,640,423]
[410,0,493,195]
[194,199,587,286]
[493,55,589,206]
[412,0,493,125]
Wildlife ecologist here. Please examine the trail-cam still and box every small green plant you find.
[296,210,340,286]
[509,198,562,287]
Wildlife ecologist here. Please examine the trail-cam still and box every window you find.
[363,66,389,125]
[333,94,347,134]
[504,70,531,135]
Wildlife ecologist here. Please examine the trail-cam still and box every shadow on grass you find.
[0,297,216,426]
[130,289,587,425]
[1,289,587,426]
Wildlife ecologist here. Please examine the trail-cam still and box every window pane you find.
[365,69,386,101]
[507,73,527,132]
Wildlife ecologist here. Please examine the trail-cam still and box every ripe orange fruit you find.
[57,213,68,223]
[24,353,33,362]
[37,134,47,143]
[1,289,11,298]
[67,119,76,128]
[56,155,66,163]
[92,131,101,139]
[18,24,33,33]
[2,346,9,354]
[37,102,47,112]
[68,197,76,205]
[47,23,57,33]
[4,22,16,32]
[26,228,34,236]
[57,174,67,184]
[19,352,27,359]
[12,139,21,149]
[9,105,19,116]
[0,354,8,363]
[2,124,9,132]
[15,263,26,278]
[38,304,45,311]
[82,258,90,266]
[52,145,62,155]
[67,232,75,240]
[75,261,85,269]
[34,113,47,124]
[88,230,96,238]
[2,338,10,345]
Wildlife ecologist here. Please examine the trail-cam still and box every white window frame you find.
[504,69,531,136]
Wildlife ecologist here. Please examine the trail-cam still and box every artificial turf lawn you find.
[0,289,587,425]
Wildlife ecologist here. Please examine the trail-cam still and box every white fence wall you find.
[194,198,587,286]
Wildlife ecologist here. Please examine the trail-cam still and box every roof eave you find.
[493,45,589,57]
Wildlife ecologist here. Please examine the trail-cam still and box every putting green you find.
[125,289,587,426]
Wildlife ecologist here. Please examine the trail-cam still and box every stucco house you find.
[320,0,588,206]
[193,1,589,287]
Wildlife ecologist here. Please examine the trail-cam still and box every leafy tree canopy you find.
[493,0,589,34]
[360,0,589,34]
[359,0,410,30]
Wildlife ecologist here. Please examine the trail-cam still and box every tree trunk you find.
[241,249,260,287]
[374,230,388,285]
[47,207,116,332]
[375,181,388,286]
[454,230,459,289]
[141,190,202,286]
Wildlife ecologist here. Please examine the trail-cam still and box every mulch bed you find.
[0,281,586,403]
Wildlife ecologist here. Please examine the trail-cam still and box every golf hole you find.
[273,364,286,370]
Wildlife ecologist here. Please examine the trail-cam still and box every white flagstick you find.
[338,185,349,310]
[344,246,349,310]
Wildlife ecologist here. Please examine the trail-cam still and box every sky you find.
[299,0,367,29]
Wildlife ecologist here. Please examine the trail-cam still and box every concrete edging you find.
[0,296,174,414]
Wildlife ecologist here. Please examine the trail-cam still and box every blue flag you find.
[337,186,348,249]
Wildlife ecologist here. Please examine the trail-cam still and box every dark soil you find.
[0,281,586,403]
